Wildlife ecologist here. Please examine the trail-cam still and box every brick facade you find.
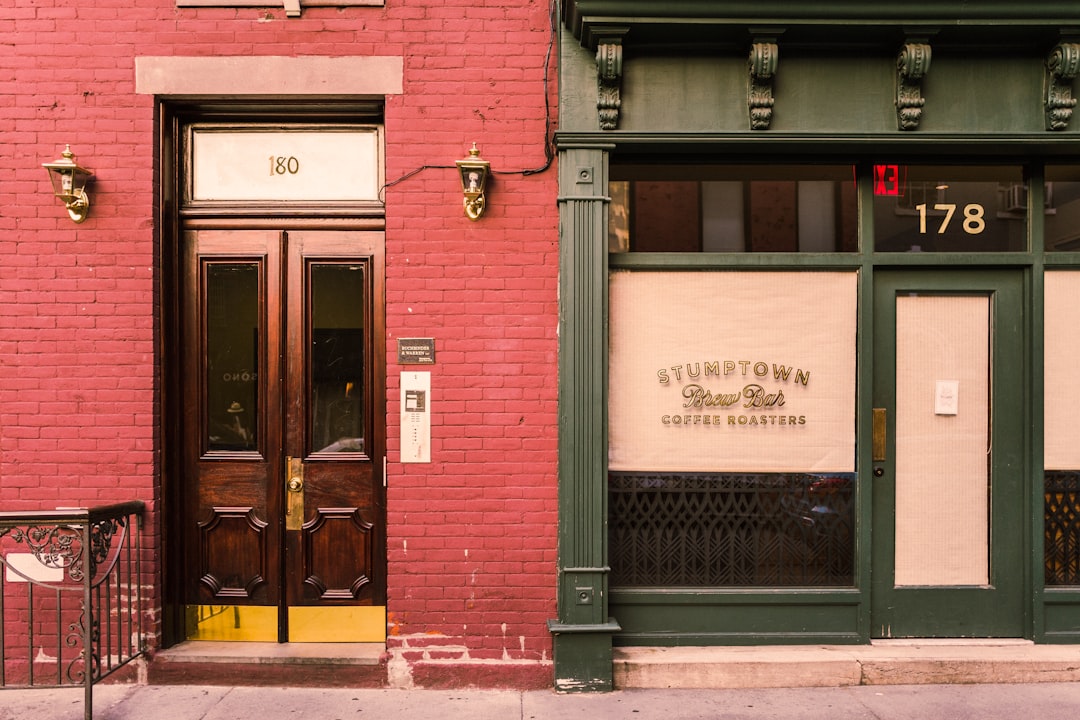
[1,0,558,688]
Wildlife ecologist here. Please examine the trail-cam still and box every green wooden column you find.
[548,143,621,691]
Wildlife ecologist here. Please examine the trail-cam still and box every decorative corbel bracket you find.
[896,41,932,131]
[595,30,628,131]
[283,0,301,17]
[1046,42,1080,131]
[748,39,779,130]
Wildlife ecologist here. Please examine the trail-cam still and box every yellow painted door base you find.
[185,605,386,642]
[288,606,386,642]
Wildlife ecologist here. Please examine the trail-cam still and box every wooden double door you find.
[179,229,385,642]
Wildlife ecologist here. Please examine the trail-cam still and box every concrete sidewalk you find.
[5,683,1080,720]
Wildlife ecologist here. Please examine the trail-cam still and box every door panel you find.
[871,270,1026,638]
[181,229,384,642]
[284,232,383,611]
[183,231,283,610]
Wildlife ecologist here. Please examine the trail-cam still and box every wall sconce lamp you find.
[455,143,490,221]
[43,145,93,223]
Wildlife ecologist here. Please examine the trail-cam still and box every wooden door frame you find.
[158,102,387,647]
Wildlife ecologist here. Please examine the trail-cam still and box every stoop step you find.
[147,642,387,688]
[614,640,1080,689]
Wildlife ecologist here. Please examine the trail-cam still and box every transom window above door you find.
[610,163,1031,254]
[609,165,858,253]
[871,165,1026,253]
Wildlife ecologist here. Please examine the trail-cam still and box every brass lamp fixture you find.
[43,145,93,223]
[455,143,490,220]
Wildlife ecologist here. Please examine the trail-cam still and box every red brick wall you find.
[0,1,558,688]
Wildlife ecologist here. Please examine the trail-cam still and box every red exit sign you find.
[873,164,906,196]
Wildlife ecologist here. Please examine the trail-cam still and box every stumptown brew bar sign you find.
[608,271,856,473]
[657,359,810,428]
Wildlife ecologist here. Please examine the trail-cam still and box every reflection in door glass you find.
[311,264,365,453]
[206,263,259,452]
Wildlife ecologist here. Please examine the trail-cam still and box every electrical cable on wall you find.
[380,0,558,200]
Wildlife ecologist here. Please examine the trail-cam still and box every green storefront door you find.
[871,270,1027,638]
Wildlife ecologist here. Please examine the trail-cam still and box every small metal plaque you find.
[397,338,435,365]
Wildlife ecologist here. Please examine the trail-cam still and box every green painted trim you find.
[855,166,875,643]
[565,1,1080,49]
[552,632,616,691]
[610,253,864,269]
[611,588,860,604]
[548,620,622,633]
[614,632,863,646]
[553,146,617,688]
[558,133,1080,156]
[568,0,1080,22]
[1030,166,1047,641]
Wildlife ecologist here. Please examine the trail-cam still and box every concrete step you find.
[614,640,1080,689]
[147,642,387,687]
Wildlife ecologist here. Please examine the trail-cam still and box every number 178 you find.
[916,203,985,235]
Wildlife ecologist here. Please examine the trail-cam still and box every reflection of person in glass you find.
[210,400,253,450]
[316,381,364,453]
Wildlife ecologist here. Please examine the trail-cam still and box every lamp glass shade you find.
[43,146,92,203]
[455,144,491,221]
[43,145,92,222]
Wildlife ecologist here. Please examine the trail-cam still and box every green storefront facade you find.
[551,2,1080,691]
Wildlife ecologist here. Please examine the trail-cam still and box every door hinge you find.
[383,455,387,488]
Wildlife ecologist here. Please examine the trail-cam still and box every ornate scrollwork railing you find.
[0,501,145,720]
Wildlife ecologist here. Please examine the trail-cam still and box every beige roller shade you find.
[608,271,857,473]
[1045,271,1080,469]
[893,294,989,587]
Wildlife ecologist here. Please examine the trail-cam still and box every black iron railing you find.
[0,501,145,720]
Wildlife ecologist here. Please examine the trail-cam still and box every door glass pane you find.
[894,294,989,586]
[310,263,365,453]
[206,263,260,452]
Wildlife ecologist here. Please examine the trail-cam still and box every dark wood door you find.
[181,229,385,642]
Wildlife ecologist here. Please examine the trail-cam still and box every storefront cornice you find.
[564,1,1080,51]
[555,132,1080,158]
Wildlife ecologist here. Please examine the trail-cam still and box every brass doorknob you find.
[288,477,303,492]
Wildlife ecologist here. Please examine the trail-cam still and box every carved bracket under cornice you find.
[1046,43,1080,131]
[896,42,932,131]
[596,31,628,131]
[748,40,778,130]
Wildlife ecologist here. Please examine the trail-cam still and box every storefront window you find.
[609,165,858,253]
[607,271,857,587]
[871,165,1026,252]
[1045,166,1080,251]
[609,472,855,586]
[1043,271,1080,585]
